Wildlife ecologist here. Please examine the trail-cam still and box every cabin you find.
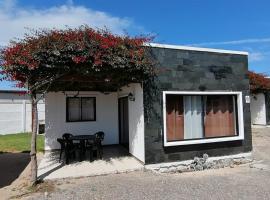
[44,43,252,165]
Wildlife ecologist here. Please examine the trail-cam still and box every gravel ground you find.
[24,128,270,200]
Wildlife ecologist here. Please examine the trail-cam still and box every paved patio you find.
[38,145,143,180]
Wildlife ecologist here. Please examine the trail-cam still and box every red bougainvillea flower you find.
[72,56,87,64]
[248,71,270,93]
[0,25,155,92]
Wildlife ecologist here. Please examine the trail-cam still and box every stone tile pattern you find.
[144,47,252,164]
[146,153,253,173]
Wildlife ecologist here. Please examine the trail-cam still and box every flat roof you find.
[147,43,248,56]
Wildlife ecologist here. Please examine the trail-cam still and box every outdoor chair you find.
[62,132,80,146]
[56,138,65,162]
[64,138,77,164]
[85,131,105,161]
[95,131,105,141]
[62,133,73,140]
[60,133,78,164]
[94,131,105,159]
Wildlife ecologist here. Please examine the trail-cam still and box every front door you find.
[118,97,129,149]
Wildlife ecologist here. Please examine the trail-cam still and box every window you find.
[66,97,96,122]
[163,91,244,146]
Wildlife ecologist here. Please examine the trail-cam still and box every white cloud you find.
[0,0,135,46]
[190,38,270,46]
[249,52,265,62]
[249,51,270,62]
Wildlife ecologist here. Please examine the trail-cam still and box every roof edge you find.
[0,89,28,93]
[145,43,249,56]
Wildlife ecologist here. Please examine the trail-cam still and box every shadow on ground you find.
[38,145,143,180]
[0,152,30,188]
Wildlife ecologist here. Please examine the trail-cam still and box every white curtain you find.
[81,98,95,120]
[68,98,80,121]
[184,96,203,139]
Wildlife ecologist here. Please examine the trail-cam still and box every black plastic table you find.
[70,135,95,141]
[70,135,96,161]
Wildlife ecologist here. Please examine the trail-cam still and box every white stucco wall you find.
[45,85,145,163]
[119,84,145,163]
[250,93,267,125]
[0,92,45,135]
[45,91,119,150]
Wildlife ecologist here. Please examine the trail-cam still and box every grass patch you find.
[0,133,44,153]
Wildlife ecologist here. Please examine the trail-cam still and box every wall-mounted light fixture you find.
[128,92,135,101]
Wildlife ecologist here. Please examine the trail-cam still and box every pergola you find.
[0,26,155,185]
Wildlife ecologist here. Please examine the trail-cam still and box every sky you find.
[0,0,270,89]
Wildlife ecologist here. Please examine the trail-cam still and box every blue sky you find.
[1,0,270,89]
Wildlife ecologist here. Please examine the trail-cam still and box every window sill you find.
[164,135,244,147]
[66,120,96,123]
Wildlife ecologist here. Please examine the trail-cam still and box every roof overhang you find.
[145,42,248,56]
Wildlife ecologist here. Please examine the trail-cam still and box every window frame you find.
[66,97,96,122]
[163,91,244,146]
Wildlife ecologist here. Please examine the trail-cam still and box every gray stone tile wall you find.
[144,47,252,164]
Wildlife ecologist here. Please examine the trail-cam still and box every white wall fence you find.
[0,99,45,135]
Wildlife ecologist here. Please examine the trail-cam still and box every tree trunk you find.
[30,93,38,185]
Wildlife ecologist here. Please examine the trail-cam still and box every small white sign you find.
[245,95,250,103]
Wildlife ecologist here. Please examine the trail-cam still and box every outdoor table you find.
[70,134,95,141]
[69,135,96,161]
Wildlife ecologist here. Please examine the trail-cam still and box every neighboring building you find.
[45,43,252,164]
[0,90,45,135]
[250,92,270,126]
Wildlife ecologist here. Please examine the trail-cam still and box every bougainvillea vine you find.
[0,26,155,93]
[0,25,155,185]
[248,71,270,93]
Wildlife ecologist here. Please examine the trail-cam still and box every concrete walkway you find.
[38,146,143,180]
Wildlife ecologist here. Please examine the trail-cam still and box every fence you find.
[0,99,45,135]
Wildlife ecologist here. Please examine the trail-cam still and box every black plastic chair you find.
[57,138,65,162]
[85,131,105,161]
[62,133,73,140]
[63,132,81,146]
[95,131,105,141]
[94,131,105,159]
[65,139,77,164]
[61,133,77,164]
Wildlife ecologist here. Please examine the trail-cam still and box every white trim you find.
[64,91,101,96]
[163,91,245,147]
[146,43,248,55]
[232,96,237,135]
[118,94,129,98]
[252,124,270,128]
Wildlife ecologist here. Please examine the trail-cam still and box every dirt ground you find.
[1,128,270,200]
[251,127,270,166]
